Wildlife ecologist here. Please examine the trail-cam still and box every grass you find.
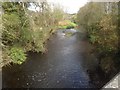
[58,20,77,29]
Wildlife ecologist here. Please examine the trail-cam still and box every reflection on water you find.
[2,29,119,89]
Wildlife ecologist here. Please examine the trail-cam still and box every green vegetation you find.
[1,2,64,66]
[9,47,26,64]
[77,2,119,74]
[58,20,77,29]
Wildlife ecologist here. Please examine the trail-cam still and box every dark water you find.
[2,29,110,89]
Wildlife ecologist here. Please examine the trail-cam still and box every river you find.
[2,29,110,89]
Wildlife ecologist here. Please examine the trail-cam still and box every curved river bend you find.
[3,29,108,88]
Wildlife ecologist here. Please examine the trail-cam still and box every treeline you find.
[77,2,120,74]
[1,1,64,66]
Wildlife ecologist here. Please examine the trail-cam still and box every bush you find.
[2,13,21,44]
[2,2,64,65]
[9,47,27,64]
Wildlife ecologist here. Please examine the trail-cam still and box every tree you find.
[76,2,119,74]
[77,2,105,30]
[1,1,65,65]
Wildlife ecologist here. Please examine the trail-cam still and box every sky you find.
[47,0,88,14]
[28,0,88,14]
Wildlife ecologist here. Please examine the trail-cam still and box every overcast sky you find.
[28,0,88,14]
[47,0,88,14]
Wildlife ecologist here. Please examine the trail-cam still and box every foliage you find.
[77,2,118,54]
[77,2,105,29]
[2,2,64,65]
[2,2,29,64]
[9,47,26,64]
[2,13,21,44]
[52,5,64,25]
[77,2,119,73]
[58,20,77,29]
[87,14,118,53]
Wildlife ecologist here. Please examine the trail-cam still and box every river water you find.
[2,29,110,89]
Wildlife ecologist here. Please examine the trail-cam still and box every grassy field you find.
[58,20,77,29]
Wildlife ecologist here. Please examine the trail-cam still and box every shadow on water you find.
[2,29,120,89]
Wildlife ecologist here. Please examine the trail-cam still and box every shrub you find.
[9,47,27,64]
